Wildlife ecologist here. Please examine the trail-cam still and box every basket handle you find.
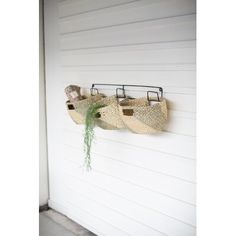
[90,87,99,96]
[147,91,160,103]
[116,87,126,98]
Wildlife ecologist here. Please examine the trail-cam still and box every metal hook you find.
[159,87,163,99]
[90,83,164,99]
[147,91,160,103]
[90,87,99,96]
[116,87,126,98]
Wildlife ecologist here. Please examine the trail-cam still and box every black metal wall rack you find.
[90,83,163,102]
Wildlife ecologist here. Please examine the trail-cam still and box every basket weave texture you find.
[118,97,168,134]
[74,94,104,124]
[65,84,168,133]
[95,95,126,130]
[66,101,82,125]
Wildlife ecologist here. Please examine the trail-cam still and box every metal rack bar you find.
[91,83,163,98]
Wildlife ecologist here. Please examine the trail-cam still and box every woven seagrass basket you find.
[65,85,104,124]
[66,101,83,124]
[72,94,104,124]
[94,95,126,130]
[118,97,168,134]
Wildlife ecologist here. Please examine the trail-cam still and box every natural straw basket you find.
[65,85,104,124]
[65,85,85,124]
[94,95,126,130]
[118,97,168,134]
[66,101,83,125]
[72,94,104,124]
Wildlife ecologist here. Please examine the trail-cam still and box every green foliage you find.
[84,103,105,171]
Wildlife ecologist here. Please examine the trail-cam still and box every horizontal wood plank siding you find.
[44,0,196,235]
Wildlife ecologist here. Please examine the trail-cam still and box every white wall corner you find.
[39,0,49,207]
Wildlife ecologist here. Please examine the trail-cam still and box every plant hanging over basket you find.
[84,103,105,170]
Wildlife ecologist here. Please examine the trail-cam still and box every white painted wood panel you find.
[63,166,196,225]
[60,69,196,88]
[63,126,196,159]
[66,187,195,236]
[59,0,136,18]
[60,14,196,50]
[44,0,196,235]
[61,46,196,65]
[60,136,196,204]
[65,190,167,236]
[59,0,196,34]
[63,137,196,182]
[62,64,196,71]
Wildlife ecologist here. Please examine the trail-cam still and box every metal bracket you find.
[90,87,99,96]
[147,91,160,102]
[91,83,163,99]
[116,86,126,98]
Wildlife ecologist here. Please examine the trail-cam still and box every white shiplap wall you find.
[44,0,196,235]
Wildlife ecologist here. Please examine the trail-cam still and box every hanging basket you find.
[65,85,104,124]
[65,101,82,124]
[72,94,104,124]
[94,95,126,130]
[118,97,168,134]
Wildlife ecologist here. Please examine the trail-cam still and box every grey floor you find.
[39,210,96,236]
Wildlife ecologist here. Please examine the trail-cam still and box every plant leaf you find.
[84,103,105,171]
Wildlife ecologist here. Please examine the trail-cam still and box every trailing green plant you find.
[84,103,105,171]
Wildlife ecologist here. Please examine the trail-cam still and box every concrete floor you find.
[39,210,96,236]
